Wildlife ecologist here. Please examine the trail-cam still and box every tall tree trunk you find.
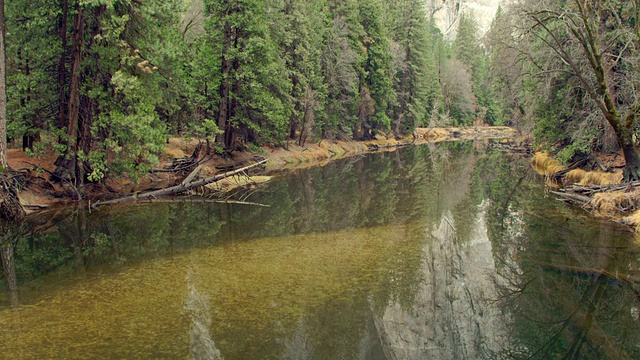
[57,0,69,130]
[216,23,233,149]
[0,0,23,220]
[0,0,8,170]
[67,4,83,155]
[395,47,410,138]
[216,64,230,148]
[56,4,84,186]
[619,129,640,181]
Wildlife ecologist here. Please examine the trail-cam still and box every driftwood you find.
[590,152,608,172]
[549,180,640,209]
[123,197,271,207]
[549,190,592,205]
[154,141,211,174]
[91,159,268,209]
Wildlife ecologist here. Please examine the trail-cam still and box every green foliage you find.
[386,0,434,134]
[3,0,488,183]
[357,0,394,138]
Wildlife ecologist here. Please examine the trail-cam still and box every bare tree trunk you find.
[0,0,8,170]
[620,132,640,181]
[67,5,83,181]
[0,1,24,221]
[601,118,619,153]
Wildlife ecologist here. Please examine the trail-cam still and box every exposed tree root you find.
[0,171,25,221]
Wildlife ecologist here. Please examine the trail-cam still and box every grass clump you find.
[531,152,566,176]
[591,191,638,213]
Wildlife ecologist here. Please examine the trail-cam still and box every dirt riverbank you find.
[9,126,519,212]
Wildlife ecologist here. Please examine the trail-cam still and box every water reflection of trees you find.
[6,145,636,358]
[0,221,27,307]
[478,152,640,359]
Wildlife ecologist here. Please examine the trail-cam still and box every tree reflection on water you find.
[482,150,640,358]
[0,144,638,359]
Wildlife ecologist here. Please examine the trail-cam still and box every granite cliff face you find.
[425,0,512,40]
[374,207,510,359]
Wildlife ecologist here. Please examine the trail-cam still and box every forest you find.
[1,0,640,187]
[0,0,500,188]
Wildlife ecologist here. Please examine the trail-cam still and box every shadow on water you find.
[0,142,638,359]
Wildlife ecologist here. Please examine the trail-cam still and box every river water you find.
[0,143,639,359]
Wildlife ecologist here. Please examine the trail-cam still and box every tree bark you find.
[68,5,83,153]
[55,3,84,185]
[57,0,69,130]
[621,137,640,181]
[0,0,8,170]
[216,22,233,149]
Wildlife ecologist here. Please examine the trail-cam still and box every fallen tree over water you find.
[91,159,267,209]
[9,126,520,212]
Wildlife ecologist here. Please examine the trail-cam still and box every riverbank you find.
[10,126,519,212]
[531,152,640,232]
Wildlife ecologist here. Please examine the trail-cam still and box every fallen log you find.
[91,159,268,209]
[567,181,640,196]
[549,190,591,205]
[116,197,271,207]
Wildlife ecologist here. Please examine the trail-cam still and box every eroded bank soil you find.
[9,126,520,212]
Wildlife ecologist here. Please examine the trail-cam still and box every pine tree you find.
[387,0,432,136]
[205,0,291,151]
[268,0,325,146]
[356,0,394,140]
[320,0,364,139]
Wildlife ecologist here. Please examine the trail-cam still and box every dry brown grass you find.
[424,128,451,140]
[591,191,638,213]
[532,153,623,187]
[576,170,623,186]
[565,169,587,184]
[624,210,640,232]
[164,148,185,159]
[531,152,566,176]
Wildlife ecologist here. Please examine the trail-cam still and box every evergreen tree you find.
[320,0,364,139]
[205,0,291,152]
[453,12,481,77]
[0,0,7,170]
[387,0,433,136]
[356,0,394,140]
[268,0,326,146]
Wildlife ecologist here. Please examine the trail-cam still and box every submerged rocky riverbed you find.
[1,142,638,359]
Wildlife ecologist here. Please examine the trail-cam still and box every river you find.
[0,142,639,359]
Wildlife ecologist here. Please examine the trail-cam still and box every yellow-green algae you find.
[0,222,425,359]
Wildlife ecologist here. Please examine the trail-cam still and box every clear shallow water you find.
[1,143,639,359]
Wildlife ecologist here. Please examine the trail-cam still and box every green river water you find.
[0,143,639,359]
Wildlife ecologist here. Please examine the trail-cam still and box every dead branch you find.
[91,159,267,209]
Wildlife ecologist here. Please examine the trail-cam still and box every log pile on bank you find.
[532,152,640,231]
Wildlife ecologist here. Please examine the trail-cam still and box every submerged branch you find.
[91,159,268,209]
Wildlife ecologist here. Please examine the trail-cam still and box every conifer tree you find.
[356,0,394,140]
[387,0,432,136]
[320,0,364,139]
[205,0,291,151]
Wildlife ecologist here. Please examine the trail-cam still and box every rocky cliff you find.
[426,0,512,40]
[374,207,510,359]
